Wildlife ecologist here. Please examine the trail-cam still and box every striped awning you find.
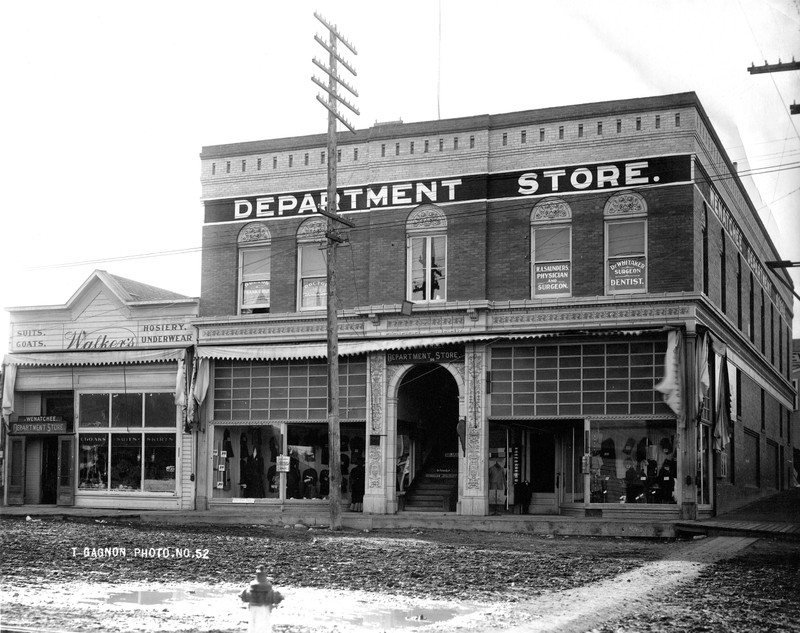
[196,334,508,361]
[3,348,185,367]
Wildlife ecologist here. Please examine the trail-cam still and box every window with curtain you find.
[531,198,572,298]
[406,205,447,302]
[238,223,271,314]
[297,218,328,310]
[604,192,647,295]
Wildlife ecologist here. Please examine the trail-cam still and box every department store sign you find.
[387,345,464,365]
[11,416,67,434]
[204,154,691,223]
[10,320,195,352]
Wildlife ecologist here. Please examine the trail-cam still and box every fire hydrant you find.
[240,565,284,633]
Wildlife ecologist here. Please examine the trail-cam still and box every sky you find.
[1,0,799,344]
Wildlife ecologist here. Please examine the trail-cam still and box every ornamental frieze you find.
[200,321,365,341]
[492,305,691,326]
[383,316,464,331]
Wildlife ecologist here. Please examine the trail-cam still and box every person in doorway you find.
[489,460,506,515]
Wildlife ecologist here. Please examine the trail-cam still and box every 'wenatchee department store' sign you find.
[204,155,692,223]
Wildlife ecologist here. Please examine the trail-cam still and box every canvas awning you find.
[195,334,516,361]
[2,349,186,367]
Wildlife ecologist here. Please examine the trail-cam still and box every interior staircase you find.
[402,453,458,512]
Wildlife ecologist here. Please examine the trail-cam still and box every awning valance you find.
[3,348,185,367]
[196,335,507,361]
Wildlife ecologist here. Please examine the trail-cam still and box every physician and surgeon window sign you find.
[534,263,571,296]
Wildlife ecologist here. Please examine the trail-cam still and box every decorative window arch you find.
[604,191,647,217]
[530,198,572,298]
[604,191,648,295]
[297,218,328,310]
[238,222,271,314]
[406,205,447,302]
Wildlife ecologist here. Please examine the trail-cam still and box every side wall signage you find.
[204,155,692,224]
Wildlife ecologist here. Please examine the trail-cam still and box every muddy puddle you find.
[68,584,485,631]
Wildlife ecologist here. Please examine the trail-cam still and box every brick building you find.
[192,92,795,521]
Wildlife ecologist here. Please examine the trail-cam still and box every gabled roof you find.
[102,272,193,303]
[6,269,197,314]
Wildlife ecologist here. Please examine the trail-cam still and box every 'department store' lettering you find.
[204,155,691,224]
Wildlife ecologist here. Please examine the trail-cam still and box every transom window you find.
[604,192,647,295]
[531,198,572,298]
[297,218,327,310]
[238,223,271,314]
[406,205,447,302]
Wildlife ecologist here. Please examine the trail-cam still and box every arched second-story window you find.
[531,198,572,298]
[238,222,271,314]
[297,218,328,311]
[406,205,447,302]
[604,191,648,295]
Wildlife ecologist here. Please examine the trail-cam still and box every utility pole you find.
[312,12,358,530]
[747,58,800,114]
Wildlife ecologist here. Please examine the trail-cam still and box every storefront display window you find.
[77,391,177,493]
[144,434,176,492]
[211,422,365,504]
[111,434,142,490]
[589,419,677,504]
[79,434,108,489]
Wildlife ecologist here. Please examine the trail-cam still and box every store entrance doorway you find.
[396,363,459,512]
[490,420,583,515]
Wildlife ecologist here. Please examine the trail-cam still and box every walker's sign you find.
[204,155,691,223]
[10,320,195,352]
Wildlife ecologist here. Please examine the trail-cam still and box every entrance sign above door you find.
[11,416,67,434]
[387,346,464,365]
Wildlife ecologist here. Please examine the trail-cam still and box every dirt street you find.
[0,516,798,632]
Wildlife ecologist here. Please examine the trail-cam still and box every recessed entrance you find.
[489,420,584,515]
[396,363,459,512]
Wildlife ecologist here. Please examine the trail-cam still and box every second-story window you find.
[604,192,648,295]
[297,218,328,311]
[406,205,447,302]
[238,223,271,314]
[531,199,572,298]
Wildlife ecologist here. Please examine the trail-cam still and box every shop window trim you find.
[238,223,271,315]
